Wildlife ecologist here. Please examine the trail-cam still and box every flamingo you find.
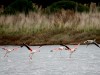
[21,43,42,60]
[50,46,65,52]
[60,43,80,58]
[1,46,20,57]
[50,46,68,58]
[84,39,100,48]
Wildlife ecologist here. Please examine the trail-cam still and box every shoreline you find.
[0,41,99,46]
[0,34,100,45]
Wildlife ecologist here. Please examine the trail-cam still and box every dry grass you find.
[0,10,100,45]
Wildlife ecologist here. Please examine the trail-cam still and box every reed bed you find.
[0,10,100,45]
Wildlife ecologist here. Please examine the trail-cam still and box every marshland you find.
[0,1,100,75]
[0,11,100,45]
[0,0,100,45]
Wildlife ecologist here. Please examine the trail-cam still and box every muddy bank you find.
[0,34,100,45]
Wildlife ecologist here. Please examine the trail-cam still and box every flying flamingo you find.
[60,43,80,58]
[1,46,20,58]
[50,46,65,52]
[21,43,42,60]
[50,46,68,57]
[84,39,100,48]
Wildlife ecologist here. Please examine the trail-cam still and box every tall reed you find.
[0,10,100,44]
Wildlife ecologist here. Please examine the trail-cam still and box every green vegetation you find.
[0,10,100,45]
[46,1,89,13]
[2,0,90,15]
[4,0,35,14]
[0,0,100,45]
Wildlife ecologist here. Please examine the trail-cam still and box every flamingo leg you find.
[4,52,8,57]
[59,51,63,58]
[51,51,57,57]
[29,54,32,60]
[69,50,76,58]
[86,43,90,48]
[29,53,34,60]
[30,54,32,60]
[69,51,74,58]
[69,52,72,58]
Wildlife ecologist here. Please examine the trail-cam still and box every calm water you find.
[0,45,100,75]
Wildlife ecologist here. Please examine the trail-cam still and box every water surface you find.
[0,45,100,75]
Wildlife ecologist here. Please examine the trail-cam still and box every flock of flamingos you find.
[0,39,100,61]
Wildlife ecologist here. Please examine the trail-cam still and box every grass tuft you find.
[0,10,100,45]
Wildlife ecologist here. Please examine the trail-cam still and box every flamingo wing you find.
[60,44,70,49]
[93,42,100,48]
[2,48,8,50]
[73,43,80,49]
[33,46,42,52]
[13,47,20,50]
[23,43,32,51]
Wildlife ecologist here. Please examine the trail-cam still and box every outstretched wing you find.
[73,43,80,49]
[2,47,8,50]
[13,47,21,50]
[34,46,42,52]
[60,44,70,49]
[93,42,100,48]
[23,43,32,51]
